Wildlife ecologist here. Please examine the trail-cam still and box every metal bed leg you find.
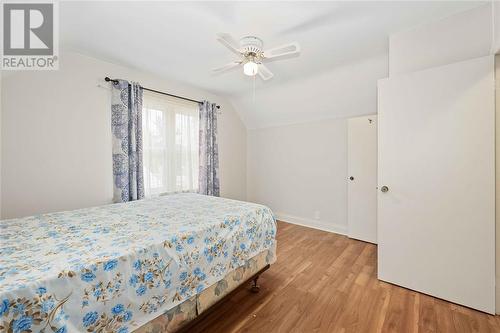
[250,275,260,293]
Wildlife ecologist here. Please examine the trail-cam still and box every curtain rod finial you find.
[105,77,119,85]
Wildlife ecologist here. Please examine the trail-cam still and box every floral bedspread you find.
[0,193,277,333]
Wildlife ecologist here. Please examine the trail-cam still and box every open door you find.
[377,56,495,314]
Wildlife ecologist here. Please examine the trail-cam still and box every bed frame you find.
[177,264,271,332]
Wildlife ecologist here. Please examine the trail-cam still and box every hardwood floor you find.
[188,221,500,333]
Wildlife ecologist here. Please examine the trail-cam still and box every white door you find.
[347,115,377,244]
[377,56,495,314]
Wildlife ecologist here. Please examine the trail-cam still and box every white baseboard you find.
[274,212,347,236]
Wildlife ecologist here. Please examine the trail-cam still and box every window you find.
[142,91,199,196]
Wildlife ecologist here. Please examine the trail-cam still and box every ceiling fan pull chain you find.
[253,74,256,108]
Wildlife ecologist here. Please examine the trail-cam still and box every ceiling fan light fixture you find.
[243,61,259,76]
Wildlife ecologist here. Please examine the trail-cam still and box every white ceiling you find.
[60,1,485,128]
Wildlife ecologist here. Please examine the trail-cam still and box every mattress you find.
[0,193,277,333]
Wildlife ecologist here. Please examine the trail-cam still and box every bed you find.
[0,193,277,333]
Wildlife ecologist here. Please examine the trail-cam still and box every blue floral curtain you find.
[199,101,220,196]
[111,80,144,202]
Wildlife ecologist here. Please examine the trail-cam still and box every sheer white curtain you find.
[142,91,199,197]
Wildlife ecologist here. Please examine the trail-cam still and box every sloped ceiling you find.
[60,1,485,129]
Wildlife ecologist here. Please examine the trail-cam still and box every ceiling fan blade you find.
[257,63,274,81]
[216,33,242,56]
[212,61,241,73]
[263,42,300,59]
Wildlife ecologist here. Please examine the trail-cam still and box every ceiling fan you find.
[212,33,300,81]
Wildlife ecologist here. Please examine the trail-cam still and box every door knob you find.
[381,186,389,193]
[349,176,354,181]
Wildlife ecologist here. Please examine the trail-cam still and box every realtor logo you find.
[2,1,58,70]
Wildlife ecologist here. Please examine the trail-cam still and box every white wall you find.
[389,3,493,76]
[233,54,388,129]
[243,38,388,234]
[1,51,246,219]
[243,39,388,234]
[247,118,348,234]
[494,2,500,54]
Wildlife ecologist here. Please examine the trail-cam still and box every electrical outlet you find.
[314,211,321,220]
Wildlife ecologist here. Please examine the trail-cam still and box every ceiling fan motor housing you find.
[240,36,264,59]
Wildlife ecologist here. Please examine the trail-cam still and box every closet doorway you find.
[347,115,378,244]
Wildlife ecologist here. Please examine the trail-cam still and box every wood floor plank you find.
[187,221,500,333]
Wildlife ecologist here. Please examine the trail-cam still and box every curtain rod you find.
[104,77,220,109]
